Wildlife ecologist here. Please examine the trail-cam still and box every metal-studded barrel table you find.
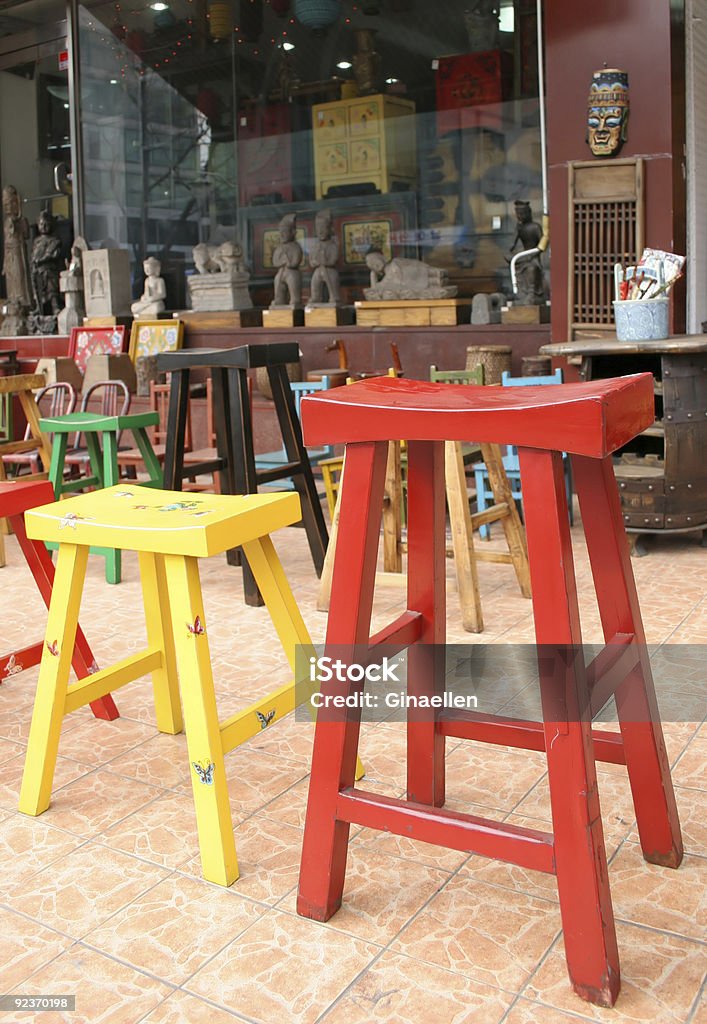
[296,374,683,1008]
[18,484,314,886]
[157,343,328,606]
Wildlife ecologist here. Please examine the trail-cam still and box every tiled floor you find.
[0,507,704,1024]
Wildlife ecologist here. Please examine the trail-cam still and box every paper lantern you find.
[294,0,340,31]
[209,0,232,39]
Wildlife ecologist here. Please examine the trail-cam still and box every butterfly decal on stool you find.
[46,640,60,657]
[256,709,276,730]
[1,653,23,678]
[192,760,215,785]
[59,512,94,530]
[187,615,206,638]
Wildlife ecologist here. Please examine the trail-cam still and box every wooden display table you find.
[540,336,707,551]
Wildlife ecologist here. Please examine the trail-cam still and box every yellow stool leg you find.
[162,552,238,886]
[242,535,365,781]
[19,543,89,816]
[139,552,183,735]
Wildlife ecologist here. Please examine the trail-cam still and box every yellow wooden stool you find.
[18,484,318,886]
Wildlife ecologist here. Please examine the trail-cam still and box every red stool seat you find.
[0,480,118,721]
[300,372,655,457]
[297,373,682,1009]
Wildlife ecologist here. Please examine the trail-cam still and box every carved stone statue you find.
[1,298,27,337]
[270,214,302,308]
[363,250,458,301]
[464,1,500,52]
[586,68,629,158]
[508,200,545,305]
[131,256,166,317]
[30,209,62,316]
[352,29,381,96]
[309,210,340,305]
[58,236,88,334]
[2,185,31,309]
[188,240,253,311]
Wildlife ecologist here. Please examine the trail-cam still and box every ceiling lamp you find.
[294,0,340,31]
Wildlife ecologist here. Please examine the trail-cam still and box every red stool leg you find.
[10,512,119,722]
[572,455,682,868]
[298,440,387,921]
[405,440,446,807]
[519,447,620,1008]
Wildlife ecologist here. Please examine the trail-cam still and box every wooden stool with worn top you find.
[296,374,682,1008]
[19,484,316,886]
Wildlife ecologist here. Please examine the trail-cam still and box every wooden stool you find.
[19,484,313,886]
[297,374,682,1008]
[0,374,53,569]
[0,479,118,721]
[41,407,162,584]
[157,344,328,607]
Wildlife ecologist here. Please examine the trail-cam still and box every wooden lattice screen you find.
[567,158,644,339]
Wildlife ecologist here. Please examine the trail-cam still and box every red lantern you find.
[195,88,221,123]
[271,0,290,15]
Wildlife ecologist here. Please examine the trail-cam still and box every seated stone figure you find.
[364,250,458,301]
[131,256,166,317]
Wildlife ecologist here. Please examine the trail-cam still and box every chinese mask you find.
[586,68,629,157]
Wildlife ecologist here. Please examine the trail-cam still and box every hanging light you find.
[294,0,340,31]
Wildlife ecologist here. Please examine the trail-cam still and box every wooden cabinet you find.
[312,93,416,199]
[540,337,707,546]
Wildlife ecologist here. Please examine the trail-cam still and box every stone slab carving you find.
[270,214,303,309]
[309,209,340,306]
[187,241,253,312]
[58,237,87,335]
[471,291,505,325]
[83,248,132,318]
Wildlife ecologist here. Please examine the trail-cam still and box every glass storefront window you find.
[78,0,544,308]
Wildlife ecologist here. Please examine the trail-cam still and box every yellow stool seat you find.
[19,484,323,888]
[26,485,302,557]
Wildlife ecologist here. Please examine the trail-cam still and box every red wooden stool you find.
[296,374,682,1008]
[0,480,118,721]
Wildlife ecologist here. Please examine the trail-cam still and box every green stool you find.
[41,410,162,584]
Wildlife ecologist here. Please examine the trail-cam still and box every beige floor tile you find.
[178,815,304,905]
[608,843,706,941]
[85,874,264,985]
[390,874,561,993]
[107,732,191,792]
[186,910,379,1024]
[627,785,706,856]
[140,990,244,1023]
[320,950,514,1023]
[57,716,159,768]
[513,767,637,834]
[350,820,473,871]
[8,842,170,938]
[0,754,95,812]
[443,742,548,815]
[0,906,73,991]
[503,999,598,1023]
[29,768,166,838]
[0,815,85,895]
[672,734,707,789]
[0,734,26,763]
[280,846,451,944]
[524,922,705,1022]
[224,749,309,820]
[14,944,173,1024]
[100,790,200,870]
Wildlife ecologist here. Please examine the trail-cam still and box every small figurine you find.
[131,256,166,317]
[586,68,629,158]
[363,249,457,301]
[270,213,302,308]
[58,236,88,334]
[193,243,221,274]
[508,200,545,306]
[309,210,340,305]
[2,185,32,309]
[0,297,28,337]
[215,241,246,275]
[30,209,62,316]
[188,240,253,311]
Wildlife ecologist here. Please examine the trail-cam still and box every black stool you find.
[157,343,328,606]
